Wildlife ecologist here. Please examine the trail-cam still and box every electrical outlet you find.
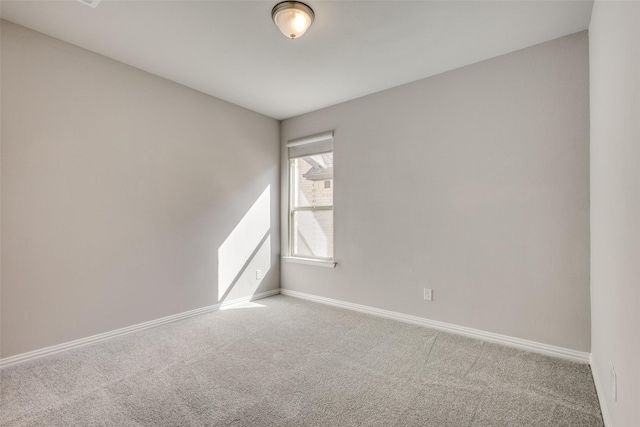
[256,270,263,280]
[611,364,617,401]
[423,288,433,301]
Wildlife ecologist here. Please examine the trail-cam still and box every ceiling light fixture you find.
[271,1,315,40]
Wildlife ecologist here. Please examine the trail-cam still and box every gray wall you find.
[589,1,640,425]
[281,32,591,352]
[1,21,280,358]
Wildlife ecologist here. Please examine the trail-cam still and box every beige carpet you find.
[1,295,603,426]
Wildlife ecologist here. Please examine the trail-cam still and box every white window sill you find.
[283,257,337,268]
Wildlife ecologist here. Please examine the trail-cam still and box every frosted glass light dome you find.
[272,1,315,39]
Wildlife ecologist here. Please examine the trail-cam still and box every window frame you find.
[288,151,334,263]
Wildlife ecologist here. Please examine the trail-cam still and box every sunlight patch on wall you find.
[218,186,271,302]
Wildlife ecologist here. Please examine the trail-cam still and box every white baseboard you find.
[590,354,612,427]
[280,288,591,364]
[0,289,280,369]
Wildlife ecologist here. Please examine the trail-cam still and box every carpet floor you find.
[1,295,603,426]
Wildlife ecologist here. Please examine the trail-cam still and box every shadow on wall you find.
[217,185,271,303]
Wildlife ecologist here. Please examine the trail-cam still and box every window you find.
[287,131,334,263]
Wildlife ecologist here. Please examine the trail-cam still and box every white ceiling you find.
[0,0,593,120]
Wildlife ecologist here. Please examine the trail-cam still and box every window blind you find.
[287,131,334,158]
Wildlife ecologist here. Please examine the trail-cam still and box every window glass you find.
[292,210,333,259]
[290,152,334,260]
[292,154,333,208]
